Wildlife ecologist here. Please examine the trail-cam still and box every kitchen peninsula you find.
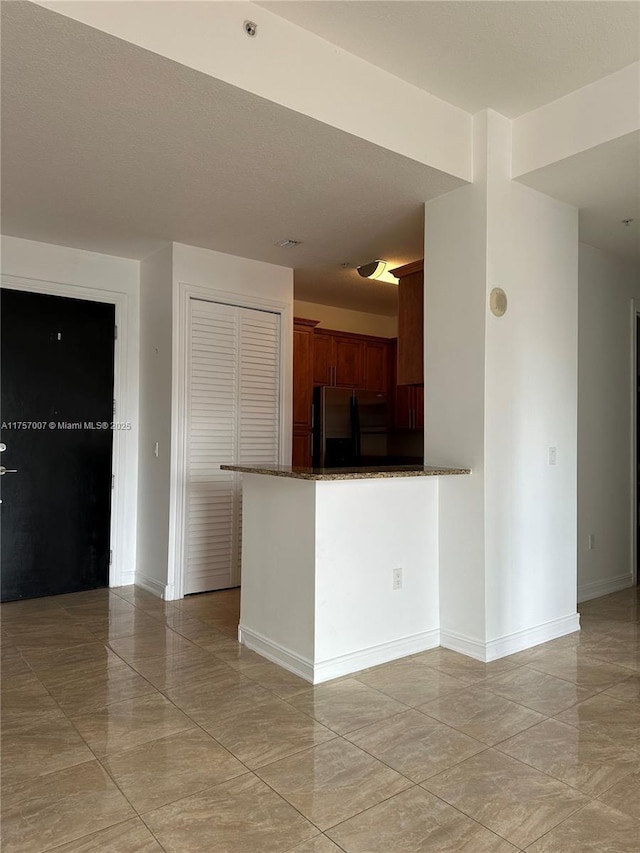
[222,463,470,684]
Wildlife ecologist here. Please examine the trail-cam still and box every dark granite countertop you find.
[220,464,471,481]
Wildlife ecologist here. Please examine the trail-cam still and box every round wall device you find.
[490,287,508,317]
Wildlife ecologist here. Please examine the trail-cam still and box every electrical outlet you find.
[154,442,159,458]
[393,568,403,590]
[588,534,595,550]
[548,447,557,466]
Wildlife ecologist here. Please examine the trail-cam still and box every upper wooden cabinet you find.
[362,340,389,391]
[392,259,423,386]
[293,318,318,429]
[313,329,365,388]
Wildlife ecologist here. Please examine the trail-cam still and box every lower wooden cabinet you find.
[292,428,312,468]
[394,384,423,431]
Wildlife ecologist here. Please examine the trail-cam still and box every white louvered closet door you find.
[185,299,280,595]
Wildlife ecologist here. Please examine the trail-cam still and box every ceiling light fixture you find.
[275,239,301,248]
[357,260,399,285]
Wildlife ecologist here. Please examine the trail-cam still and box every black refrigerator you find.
[312,386,389,467]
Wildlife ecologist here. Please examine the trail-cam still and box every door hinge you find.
[114,325,118,340]
[111,474,115,489]
[113,399,116,416]
[109,550,113,566]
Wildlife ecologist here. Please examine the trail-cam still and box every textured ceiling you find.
[261,1,640,117]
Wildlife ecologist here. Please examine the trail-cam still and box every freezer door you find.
[355,390,388,433]
[322,387,355,438]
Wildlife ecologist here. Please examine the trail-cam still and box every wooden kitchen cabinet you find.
[292,318,318,467]
[293,318,318,428]
[392,259,424,386]
[394,384,423,431]
[313,329,364,388]
[362,340,389,391]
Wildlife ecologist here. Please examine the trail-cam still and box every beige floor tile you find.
[102,728,245,812]
[23,641,121,676]
[412,647,521,682]
[206,695,336,768]
[496,718,638,796]
[240,659,312,697]
[8,622,98,650]
[86,611,162,641]
[144,772,317,853]
[199,636,266,668]
[422,748,589,849]
[164,669,274,726]
[526,800,640,852]
[107,627,196,662]
[287,678,407,735]
[128,646,232,690]
[605,673,640,703]
[286,837,344,853]
[482,666,595,715]
[327,785,519,852]
[526,650,635,690]
[555,693,640,750]
[419,685,546,745]
[58,596,138,621]
[345,708,486,782]
[45,818,164,852]
[355,660,467,706]
[0,672,62,733]
[0,643,33,677]
[45,660,156,715]
[70,692,195,756]
[256,738,411,830]
[598,768,640,820]
[1,713,94,788]
[1,760,134,853]
[155,611,228,645]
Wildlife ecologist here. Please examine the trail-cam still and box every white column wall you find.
[484,112,579,650]
[424,116,488,651]
[136,244,174,594]
[425,111,580,661]
[578,243,640,600]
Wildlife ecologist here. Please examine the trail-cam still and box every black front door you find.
[1,288,116,601]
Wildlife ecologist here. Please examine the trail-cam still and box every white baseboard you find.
[442,613,581,662]
[134,573,167,600]
[313,630,441,683]
[238,626,314,682]
[578,572,634,603]
[239,625,440,684]
[111,571,135,588]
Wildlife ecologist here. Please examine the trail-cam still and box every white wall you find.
[137,244,173,593]
[314,477,440,670]
[0,234,140,584]
[165,242,294,599]
[483,112,579,647]
[578,243,640,600]
[294,299,397,338]
[425,111,580,660]
[424,115,488,649]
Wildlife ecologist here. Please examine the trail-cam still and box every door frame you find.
[166,280,292,601]
[0,275,133,588]
[631,299,640,585]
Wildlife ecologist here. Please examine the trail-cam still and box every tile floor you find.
[1,584,639,852]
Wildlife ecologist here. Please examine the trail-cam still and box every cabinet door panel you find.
[413,385,424,430]
[394,384,412,430]
[334,336,363,388]
[293,325,313,427]
[363,341,389,391]
[292,429,312,467]
[313,333,333,386]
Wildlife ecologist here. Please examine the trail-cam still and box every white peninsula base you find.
[229,467,463,684]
